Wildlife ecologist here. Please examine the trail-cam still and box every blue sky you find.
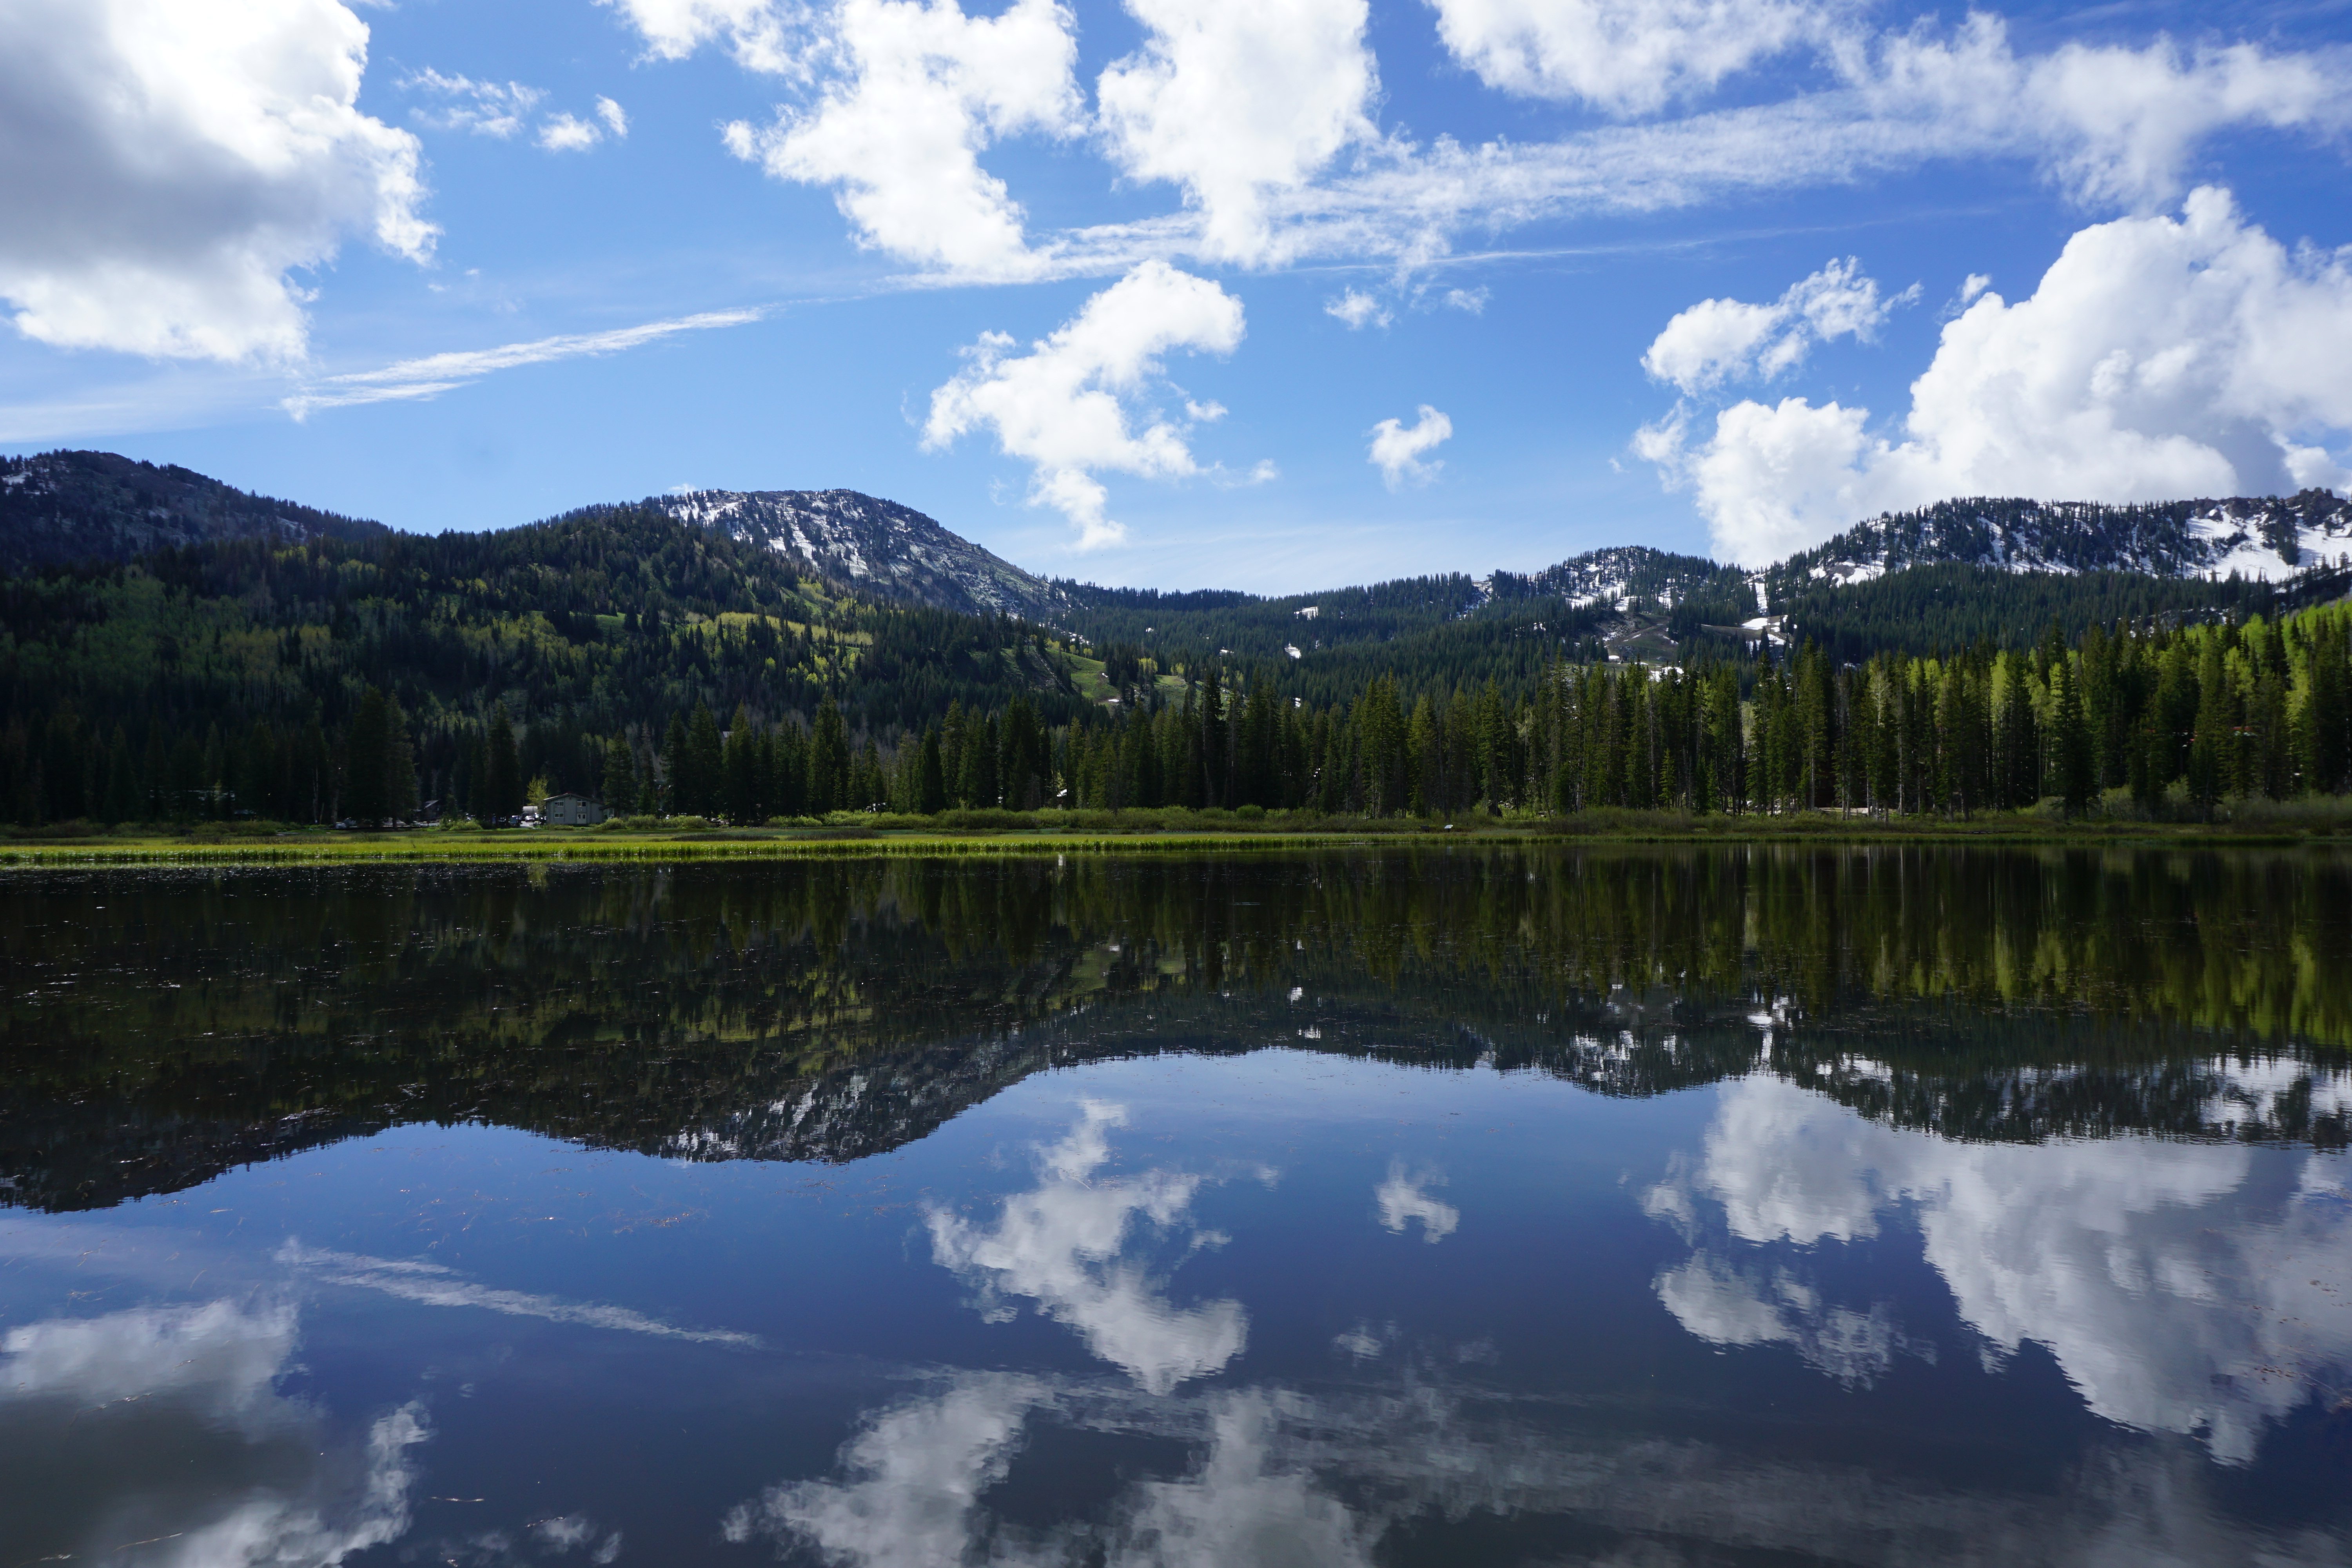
[0,0,2347,591]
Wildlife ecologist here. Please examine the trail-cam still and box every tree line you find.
[3,488,2350,828]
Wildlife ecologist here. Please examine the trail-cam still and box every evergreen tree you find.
[485,703,524,825]
[2187,638,2232,818]
[773,719,808,817]
[2305,619,2350,794]
[103,726,139,824]
[2051,656,2092,819]
[810,696,850,815]
[684,703,723,817]
[661,716,688,816]
[917,724,948,814]
[344,688,392,826]
[603,736,638,816]
[851,739,886,812]
[722,706,763,824]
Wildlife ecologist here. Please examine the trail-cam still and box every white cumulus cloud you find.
[1368,405,1452,489]
[1096,0,1381,264]
[601,0,801,73]
[1326,289,1390,330]
[721,0,1082,276]
[539,113,604,152]
[0,0,433,363]
[924,261,1247,548]
[1429,0,1834,116]
[1641,189,2352,564]
[1643,257,1902,394]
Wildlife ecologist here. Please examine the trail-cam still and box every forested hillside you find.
[0,450,386,575]
[0,505,1089,826]
[1057,540,2292,692]
[3,452,2350,832]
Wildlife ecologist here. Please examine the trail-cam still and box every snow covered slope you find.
[1763,491,2352,604]
[650,489,1060,621]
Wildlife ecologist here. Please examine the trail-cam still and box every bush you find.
[4,818,104,840]
[936,808,1043,830]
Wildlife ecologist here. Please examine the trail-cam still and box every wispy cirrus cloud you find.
[282,307,766,418]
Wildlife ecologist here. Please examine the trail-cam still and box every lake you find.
[2,847,2347,1566]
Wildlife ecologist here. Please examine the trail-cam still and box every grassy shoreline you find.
[5,805,2348,864]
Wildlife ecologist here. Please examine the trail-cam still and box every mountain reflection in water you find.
[0,847,2347,1565]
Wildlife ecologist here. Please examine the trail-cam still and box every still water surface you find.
[2,848,2348,1565]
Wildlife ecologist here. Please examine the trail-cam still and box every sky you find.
[0,0,2348,593]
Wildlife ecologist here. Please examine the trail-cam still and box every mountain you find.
[650,488,1062,621]
[1491,544,1738,610]
[1762,491,2352,606]
[0,456,1059,625]
[0,449,386,575]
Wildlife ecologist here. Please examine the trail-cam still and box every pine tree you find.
[661,715,689,817]
[344,688,392,826]
[2051,655,2092,819]
[384,694,418,823]
[2187,638,2231,818]
[485,703,524,825]
[917,724,947,814]
[685,703,723,817]
[603,736,638,817]
[722,706,762,824]
[2304,619,2350,794]
[810,696,849,815]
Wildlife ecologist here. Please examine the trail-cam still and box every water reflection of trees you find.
[2,847,2346,1209]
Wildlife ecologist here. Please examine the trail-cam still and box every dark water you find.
[2,847,2348,1566]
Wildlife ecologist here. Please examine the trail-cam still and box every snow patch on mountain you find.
[648,489,1061,621]
[1768,492,2352,602]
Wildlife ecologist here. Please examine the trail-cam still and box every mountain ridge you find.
[3,449,2344,637]
[1760,491,2352,607]
[0,450,387,575]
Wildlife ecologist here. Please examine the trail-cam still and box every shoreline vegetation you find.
[8,799,2352,864]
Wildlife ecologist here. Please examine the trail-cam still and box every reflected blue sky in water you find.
[3,852,2351,1564]
[4,1047,2348,1564]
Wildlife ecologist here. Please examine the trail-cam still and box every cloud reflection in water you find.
[1650,1075,2352,1461]
[1374,1160,1459,1243]
[926,1101,1248,1396]
[0,1298,427,1568]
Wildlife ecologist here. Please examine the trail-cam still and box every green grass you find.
[4,801,2347,864]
